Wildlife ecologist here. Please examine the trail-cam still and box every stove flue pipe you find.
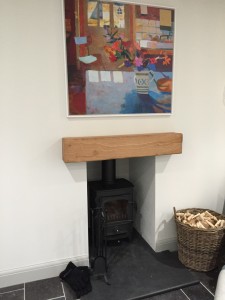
[102,159,116,185]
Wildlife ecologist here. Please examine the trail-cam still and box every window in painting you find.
[100,3,110,27]
[113,3,125,28]
[88,1,98,26]
[88,1,110,27]
[87,1,125,28]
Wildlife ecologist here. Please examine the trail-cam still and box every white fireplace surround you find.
[63,133,183,253]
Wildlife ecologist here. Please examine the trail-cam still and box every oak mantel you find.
[62,132,183,163]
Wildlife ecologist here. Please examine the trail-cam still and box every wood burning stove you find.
[88,159,134,282]
[88,159,134,243]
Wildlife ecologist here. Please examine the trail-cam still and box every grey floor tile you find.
[0,284,24,294]
[182,283,214,300]
[25,277,64,300]
[0,248,220,300]
[144,289,188,299]
[0,290,24,300]
[62,282,78,300]
[190,268,219,294]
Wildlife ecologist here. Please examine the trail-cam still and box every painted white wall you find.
[154,0,225,250]
[130,157,156,249]
[0,0,90,287]
[1,0,225,287]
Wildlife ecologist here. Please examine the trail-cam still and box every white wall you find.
[154,0,225,250]
[130,157,156,249]
[1,0,225,287]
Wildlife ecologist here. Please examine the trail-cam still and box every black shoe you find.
[59,262,92,295]
[59,261,76,280]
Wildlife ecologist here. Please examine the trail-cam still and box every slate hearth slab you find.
[83,232,199,300]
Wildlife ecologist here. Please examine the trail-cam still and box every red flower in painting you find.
[111,40,121,51]
[150,57,157,64]
[109,53,117,62]
[103,27,153,70]
[122,41,131,48]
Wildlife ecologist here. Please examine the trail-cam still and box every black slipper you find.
[59,261,76,280]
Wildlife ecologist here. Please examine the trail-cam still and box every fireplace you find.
[88,160,134,248]
[62,133,183,254]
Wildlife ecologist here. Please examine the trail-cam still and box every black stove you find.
[88,159,134,280]
[88,177,134,241]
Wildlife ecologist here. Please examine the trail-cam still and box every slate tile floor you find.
[0,267,219,300]
[0,231,221,300]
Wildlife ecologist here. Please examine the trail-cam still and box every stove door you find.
[101,193,133,240]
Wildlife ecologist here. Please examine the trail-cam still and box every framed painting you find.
[64,0,175,116]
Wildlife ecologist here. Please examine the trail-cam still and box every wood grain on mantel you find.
[62,132,183,163]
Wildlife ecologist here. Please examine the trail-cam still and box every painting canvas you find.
[64,0,175,116]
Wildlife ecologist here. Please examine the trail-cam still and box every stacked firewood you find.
[176,210,225,229]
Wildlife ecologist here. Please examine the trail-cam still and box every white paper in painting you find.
[88,70,99,82]
[113,71,123,83]
[100,71,111,82]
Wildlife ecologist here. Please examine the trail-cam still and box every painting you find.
[64,0,175,116]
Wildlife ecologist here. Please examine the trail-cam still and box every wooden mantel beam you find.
[62,132,183,163]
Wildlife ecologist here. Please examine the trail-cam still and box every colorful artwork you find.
[64,0,175,116]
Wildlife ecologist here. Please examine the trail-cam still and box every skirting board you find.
[155,237,178,253]
[0,255,89,289]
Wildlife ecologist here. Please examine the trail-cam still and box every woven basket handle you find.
[173,207,177,218]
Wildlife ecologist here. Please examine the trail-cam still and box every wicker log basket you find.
[174,207,225,272]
